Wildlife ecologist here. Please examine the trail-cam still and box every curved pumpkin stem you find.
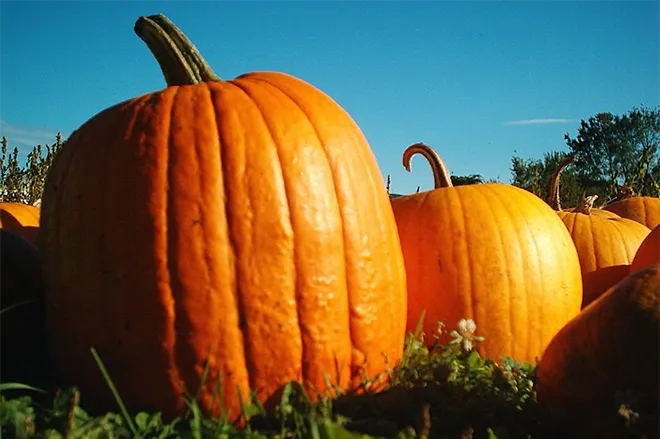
[574,194,599,215]
[619,186,636,198]
[548,154,576,211]
[601,185,637,208]
[402,143,453,189]
[134,14,221,86]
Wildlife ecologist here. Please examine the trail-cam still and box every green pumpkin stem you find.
[134,14,221,86]
[402,143,453,190]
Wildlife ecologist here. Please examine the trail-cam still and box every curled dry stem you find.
[402,143,453,190]
[548,154,576,211]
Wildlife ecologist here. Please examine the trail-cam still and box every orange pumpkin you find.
[0,202,40,247]
[603,192,660,230]
[536,263,659,438]
[0,229,51,389]
[548,157,651,308]
[390,143,582,364]
[39,14,407,421]
[631,225,660,274]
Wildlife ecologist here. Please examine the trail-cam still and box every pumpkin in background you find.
[0,229,51,389]
[390,143,582,364]
[602,188,660,230]
[548,156,651,308]
[0,202,41,247]
[630,225,660,273]
[536,263,659,439]
[39,14,407,421]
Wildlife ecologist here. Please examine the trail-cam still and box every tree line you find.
[388,105,659,207]
[2,106,659,207]
[1,134,62,205]
[511,105,659,208]
[387,106,660,207]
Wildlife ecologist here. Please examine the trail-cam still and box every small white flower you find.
[458,318,477,337]
[449,318,485,352]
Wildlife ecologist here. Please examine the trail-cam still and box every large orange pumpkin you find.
[39,14,407,421]
[390,143,582,364]
[548,157,651,308]
[536,263,659,439]
[0,202,40,247]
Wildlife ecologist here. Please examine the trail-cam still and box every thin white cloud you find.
[503,118,577,126]
[0,120,69,151]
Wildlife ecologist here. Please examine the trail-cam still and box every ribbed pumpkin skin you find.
[603,196,660,229]
[536,263,659,436]
[391,183,583,364]
[40,72,408,420]
[557,210,650,307]
[0,202,40,247]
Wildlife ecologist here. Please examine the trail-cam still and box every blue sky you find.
[1,1,658,194]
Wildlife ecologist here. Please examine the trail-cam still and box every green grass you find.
[1,316,655,439]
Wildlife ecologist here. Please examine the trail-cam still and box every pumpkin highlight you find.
[631,225,660,274]
[0,202,41,247]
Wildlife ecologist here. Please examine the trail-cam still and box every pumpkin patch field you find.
[1,13,659,439]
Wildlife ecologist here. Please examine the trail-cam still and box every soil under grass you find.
[1,331,657,439]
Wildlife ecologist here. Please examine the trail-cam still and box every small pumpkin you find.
[390,143,583,364]
[602,188,660,230]
[548,156,651,308]
[536,263,659,438]
[39,14,407,421]
[0,229,51,388]
[0,202,41,247]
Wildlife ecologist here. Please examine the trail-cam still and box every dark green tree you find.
[511,106,660,207]
[511,150,583,208]
[451,174,484,186]
[385,173,484,198]
[564,105,660,200]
